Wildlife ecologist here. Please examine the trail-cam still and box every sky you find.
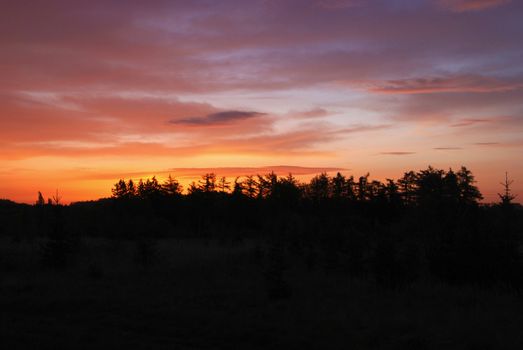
[1,0,522,203]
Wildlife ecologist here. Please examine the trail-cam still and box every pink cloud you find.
[439,0,511,12]
[316,0,363,9]
[287,108,332,119]
[451,118,493,127]
[169,111,266,126]
[379,152,416,156]
[371,75,523,95]
[55,165,349,184]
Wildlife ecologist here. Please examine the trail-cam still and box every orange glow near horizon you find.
[2,163,519,205]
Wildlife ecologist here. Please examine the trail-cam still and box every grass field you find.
[2,236,523,349]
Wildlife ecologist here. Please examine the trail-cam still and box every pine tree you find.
[198,173,217,193]
[244,175,258,198]
[36,191,45,206]
[112,179,128,199]
[330,172,346,199]
[162,175,182,197]
[498,172,517,206]
[218,176,231,193]
[457,166,482,204]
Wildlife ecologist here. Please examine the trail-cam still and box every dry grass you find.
[1,236,523,349]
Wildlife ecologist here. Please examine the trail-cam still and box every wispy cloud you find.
[170,110,266,126]
[379,152,416,156]
[372,75,523,95]
[439,0,511,12]
[474,142,500,146]
[333,124,392,135]
[316,0,363,9]
[168,165,348,177]
[451,118,492,127]
[472,141,523,148]
[71,165,349,181]
[287,108,332,119]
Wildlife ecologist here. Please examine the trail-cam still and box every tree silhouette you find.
[456,166,482,205]
[232,177,244,197]
[162,174,182,197]
[218,176,231,193]
[111,179,138,199]
[498,172,517,206]
[398,171,417,205]
[138,177,162,199]
[383,179,401,206]
[416,166,445,206]
[52,189,62,205]
[112,179,128,199]
[127,179,136,197]
[36,191,45,206]
[443,169,460,206]
[357,173,370,201]
[257,172,277,199]
[308,173,330,201]
[330,172,346,199]
[198,173,217,193]
[270,173,301,206]
[243,175,258,198]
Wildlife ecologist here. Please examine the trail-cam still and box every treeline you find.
[2,166,521,292]
[110,166,484,208]
[102,166,521,291]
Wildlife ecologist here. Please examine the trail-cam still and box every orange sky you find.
[1,0,522,203]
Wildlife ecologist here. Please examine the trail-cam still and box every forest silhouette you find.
[1,165,522,348]
[100,165,519,288]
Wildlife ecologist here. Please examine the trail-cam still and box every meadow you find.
[2,235,523,349]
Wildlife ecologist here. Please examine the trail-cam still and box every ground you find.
[2,237,523,349]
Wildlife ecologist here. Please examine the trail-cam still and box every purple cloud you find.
[170,111,266,126]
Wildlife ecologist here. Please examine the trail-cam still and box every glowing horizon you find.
[1,0,522,204]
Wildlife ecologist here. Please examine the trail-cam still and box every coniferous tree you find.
[243,175,258,198]
[443,169,460,206]
[36,191,45,206]
[137,179,146,198]
[308,173,330,201]
[127,179,136,197]
[345,175,357,201]
[398,171,417,205]
[457,166,482,205]
[111,179,137,199]
[112,179,128,199]
[218,176,231,193]
[162,174,182,197]
[498,172,517,206]
[232,177,244,197]
[357,173,370,201]
[416,166,445,206]
[198,173,217,193]
[330,172,346,199]
[187,181,200,195]
[384,179,401,206]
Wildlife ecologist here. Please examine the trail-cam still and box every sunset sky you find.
[1,0,522,203]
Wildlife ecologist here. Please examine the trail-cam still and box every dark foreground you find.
[2,237,523,350]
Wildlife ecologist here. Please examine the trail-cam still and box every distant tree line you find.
[105,166,521,291]
[110,166,485,208]
[1,166,521,292]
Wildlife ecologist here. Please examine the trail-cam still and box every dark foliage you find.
[1,166,521,289]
